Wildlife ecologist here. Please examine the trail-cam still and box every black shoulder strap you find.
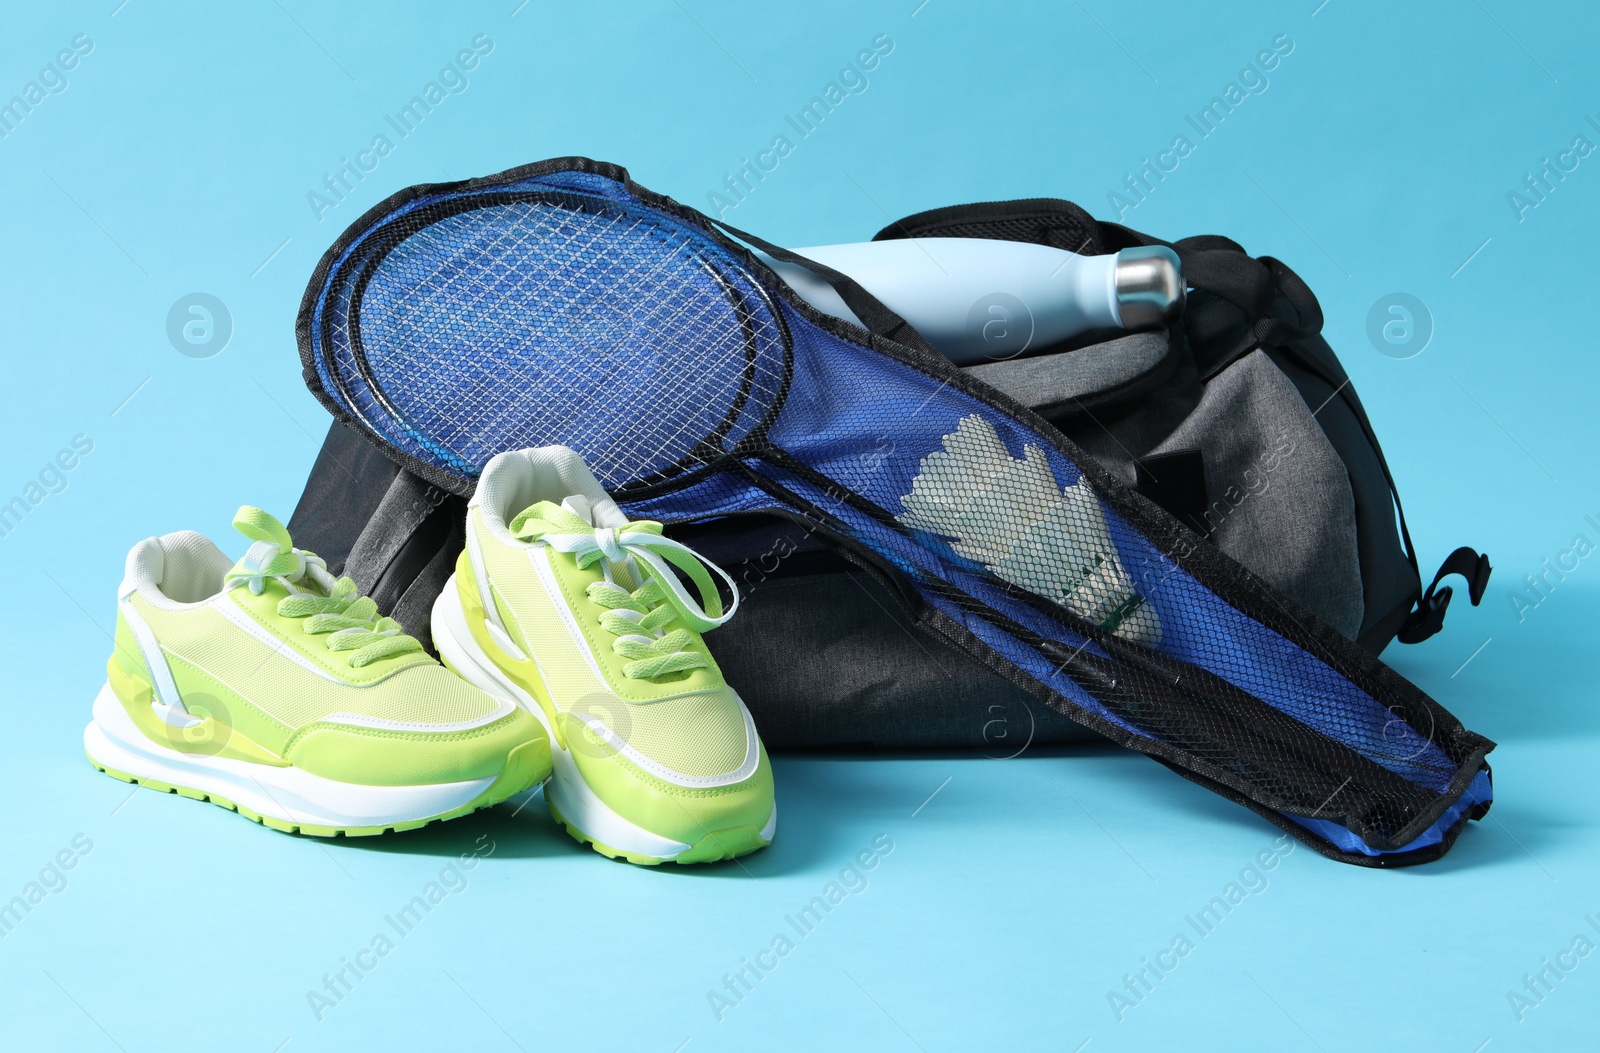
[343,470,444,590]
[288,423,465,645]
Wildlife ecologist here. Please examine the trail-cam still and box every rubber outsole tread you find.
[546,799,770,866]
[87,736,551,837]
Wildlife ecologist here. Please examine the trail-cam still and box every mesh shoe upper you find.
[466,447,765,787]
[110,509,532,785]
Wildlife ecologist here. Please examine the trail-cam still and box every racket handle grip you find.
[760,238,1184,364]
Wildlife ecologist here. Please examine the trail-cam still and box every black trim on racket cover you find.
[726,455,1492,860]
[301,170,798,500]
[614,164,1498,858]
[672,489,1489,867]
[334,187,783,492]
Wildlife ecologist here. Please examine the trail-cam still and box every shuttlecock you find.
[898,414,1161,646]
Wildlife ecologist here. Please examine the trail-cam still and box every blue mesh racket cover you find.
[297,158,1493,866]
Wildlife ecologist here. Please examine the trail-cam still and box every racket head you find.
[299,162,791,494]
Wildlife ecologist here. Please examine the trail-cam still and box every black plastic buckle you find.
[1396,547,1493,645]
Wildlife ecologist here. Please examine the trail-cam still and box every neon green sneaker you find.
[431,446,775,865]
[84,507,550,836]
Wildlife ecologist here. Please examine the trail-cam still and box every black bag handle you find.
[1099,221,1325,347]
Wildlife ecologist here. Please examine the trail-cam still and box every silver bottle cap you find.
[1113,245,1185,330]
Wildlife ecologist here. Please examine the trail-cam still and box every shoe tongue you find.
[560,495,595,525]
[508,497,601,539]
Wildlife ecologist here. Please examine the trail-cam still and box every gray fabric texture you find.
[1147,351,1364,637]
[971,343,1365,638]
[1265,341,1420,648]
[343,470,442,594]
[703,570,1104,747]
[966,330,1170,414]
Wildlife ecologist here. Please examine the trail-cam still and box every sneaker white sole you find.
[84,683,504,833]
[432,575,776,862]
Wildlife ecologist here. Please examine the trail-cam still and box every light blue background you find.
[2,1,1596,1049]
